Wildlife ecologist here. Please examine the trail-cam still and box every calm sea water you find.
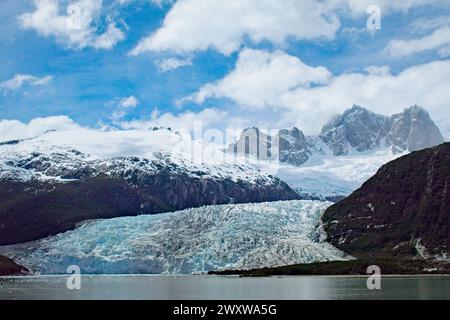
[1,275,450,300]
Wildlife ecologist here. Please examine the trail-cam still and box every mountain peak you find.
[279,127,304,139]
[406,105,428,115]
[320,105,387,156]
[348,104,367,113]
[387,105,443,153]
[230,105,444,164]
[320,104,444,156]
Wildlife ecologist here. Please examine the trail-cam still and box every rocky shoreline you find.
[209,259,450,277]
[0,255,29,276]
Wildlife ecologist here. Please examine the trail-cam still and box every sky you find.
[1,0,450,137]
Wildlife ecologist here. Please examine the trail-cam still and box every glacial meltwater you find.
[1,275,450,300]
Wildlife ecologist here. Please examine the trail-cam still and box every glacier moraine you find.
[0,200,347,274]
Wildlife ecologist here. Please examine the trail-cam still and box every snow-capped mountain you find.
[320,105,389,156]
[0,137,283,185]
[0,200,348,274]
[386,106,444,154]
[277,128,324,166]
[230,105,444,163]
[223,105,445,200]
[320,105,443,155]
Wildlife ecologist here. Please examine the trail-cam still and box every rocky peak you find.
[229,105,444,165]
[227,127,276,161]
[228,126,317,166]
[385,105,444,154]
[319,105,389,156]
[276,127,315,166]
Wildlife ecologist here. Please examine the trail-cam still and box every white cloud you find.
[363,65,391,76]
[120,95,139,108]
[438,45,450,57]
[342,0,443,16]
[274,60,450,132]
[187,48,331,108]
[155,57,192,72]
[0,74,54,90]
[130,0,341,56]
[117,0,172,6]
[119,107,228,132]
[129,0,446,56]
[91,23,126,49]
[385,26,450,58]
[410,15,450,33]
[188,50,450,133]
[20,0,125,50]
[111,95,140,120]
[0,116,81,142]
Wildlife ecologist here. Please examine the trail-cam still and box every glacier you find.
[0,200,348,274]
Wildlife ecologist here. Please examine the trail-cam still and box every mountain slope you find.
[0,201,347,274]
[323,142,450,259]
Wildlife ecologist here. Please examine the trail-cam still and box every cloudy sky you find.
[1,0,450,136]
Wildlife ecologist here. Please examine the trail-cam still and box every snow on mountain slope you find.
[0,201,348,274]
[0,129,279,185]
[437,117,450,141]
[0,126,403,200]
[255,148,402,200]
[1,127,204,161]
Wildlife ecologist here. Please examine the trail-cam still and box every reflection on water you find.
[1,275,450,300]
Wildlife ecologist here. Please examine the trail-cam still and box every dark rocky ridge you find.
[323,142,450,259]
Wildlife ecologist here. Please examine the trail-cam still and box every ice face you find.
[1,200,347,274]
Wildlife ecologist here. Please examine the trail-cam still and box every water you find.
[1,275,450,300]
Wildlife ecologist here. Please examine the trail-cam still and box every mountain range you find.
[229,105,444,166]
[3,142,449,274]
[0,104,448,275]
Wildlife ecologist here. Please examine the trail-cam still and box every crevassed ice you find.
[1,200,347,274]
